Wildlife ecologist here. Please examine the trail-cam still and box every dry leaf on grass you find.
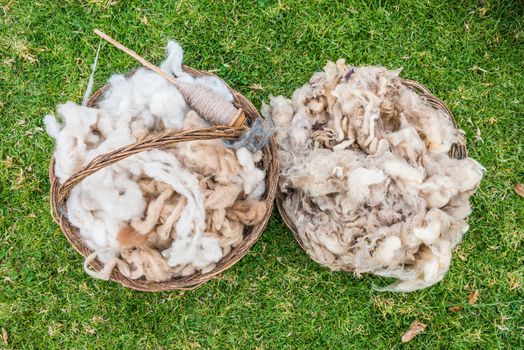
[91,316,107,323]
[2,328,7,345]
[249,83,264,91]
[469,289,479,305]
[401,321,426,343]
[84,325,96,335]
[514,184,524,198]
[448,306,463,312]
[496,324,509,331]
[475,128,483,142]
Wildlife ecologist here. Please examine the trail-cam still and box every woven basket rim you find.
[276,78,468,258]
[49,65,279,291]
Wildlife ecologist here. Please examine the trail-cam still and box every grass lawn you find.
[1,0,523,348]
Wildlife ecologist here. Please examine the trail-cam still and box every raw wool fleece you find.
[264,60,484,292]
[45,41,266,282]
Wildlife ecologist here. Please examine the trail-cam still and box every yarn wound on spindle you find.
[45,40,274,287]
[267,60,484,292]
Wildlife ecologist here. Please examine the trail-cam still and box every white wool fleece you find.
[44,39,265,279]
[45,102,99,182]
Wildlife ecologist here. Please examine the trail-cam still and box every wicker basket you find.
[49,65,279,291]
[276,79,467,258]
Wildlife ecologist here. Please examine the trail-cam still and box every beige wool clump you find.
[264,60,484,292]
[44,41,267,282]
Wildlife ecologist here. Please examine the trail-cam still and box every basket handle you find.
[56,126,246,204]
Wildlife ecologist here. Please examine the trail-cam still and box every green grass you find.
[1,0,523,348]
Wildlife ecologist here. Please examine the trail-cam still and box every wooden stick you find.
[93,29,179,87]
[93,29,245,127]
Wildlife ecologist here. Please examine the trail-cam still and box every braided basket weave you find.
[276,79,467,258]
[49,65,279,291]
